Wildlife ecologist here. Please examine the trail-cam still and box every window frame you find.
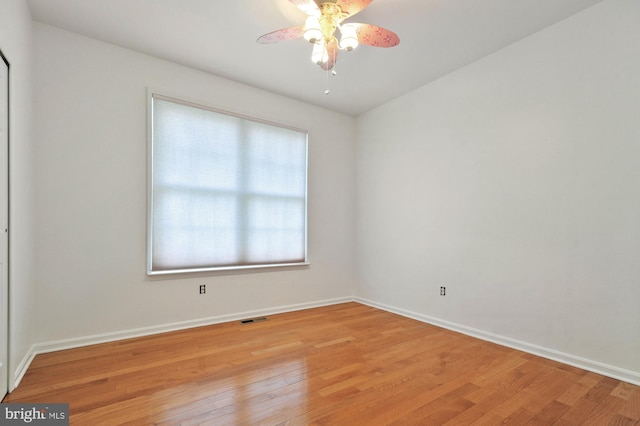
[147,91,309,275]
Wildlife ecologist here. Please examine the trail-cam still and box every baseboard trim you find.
[12,344,37,392]
[355,297,640,387]
[34,296,352,355]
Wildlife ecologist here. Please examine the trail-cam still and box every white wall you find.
[0,0,36,390]
[32,23,356,345]
[356,0,640,382]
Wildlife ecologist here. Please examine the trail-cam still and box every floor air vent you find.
[239,317,268,324]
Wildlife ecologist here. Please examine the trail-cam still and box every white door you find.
[0,52,9,398]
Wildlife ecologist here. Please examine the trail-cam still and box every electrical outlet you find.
[199,284,206,294]
[440,286,446,296]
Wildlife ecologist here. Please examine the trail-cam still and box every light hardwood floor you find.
[4,302,640,425]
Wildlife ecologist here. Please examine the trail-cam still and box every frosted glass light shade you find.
[311,40,328,64]
[304,16,322,43]
[339,24,358,51]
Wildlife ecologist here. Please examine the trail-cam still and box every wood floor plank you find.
[619,387,640,420]
[3,302,639,425]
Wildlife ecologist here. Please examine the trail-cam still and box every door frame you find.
[0,47,10,398]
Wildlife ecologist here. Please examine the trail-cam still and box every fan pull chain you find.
[324,66,337,95]
[325,66,330,95]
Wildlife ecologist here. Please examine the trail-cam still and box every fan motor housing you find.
[318,3,347,42]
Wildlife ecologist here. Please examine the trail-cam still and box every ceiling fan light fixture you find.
[303,16,322,43]
[258,0,400,75]
[311,39,329,65]
[339,24,358,51]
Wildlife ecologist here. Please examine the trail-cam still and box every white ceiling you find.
[27,0,603,116]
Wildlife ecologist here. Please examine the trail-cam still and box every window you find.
[148,94,308,274]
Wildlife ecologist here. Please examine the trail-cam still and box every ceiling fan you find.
[257,0,400,72]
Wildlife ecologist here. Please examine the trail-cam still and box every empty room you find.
[0,0,639,424]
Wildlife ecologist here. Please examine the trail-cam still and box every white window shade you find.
[148,94,308,274]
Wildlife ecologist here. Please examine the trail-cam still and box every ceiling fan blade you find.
[289,0,321,16]
[257,26,305,44]
[320,38,339,71]
[336,0,373,17]
[352,23,400,47]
